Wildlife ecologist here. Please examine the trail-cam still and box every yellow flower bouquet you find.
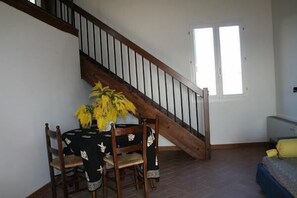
[75,81,136,131]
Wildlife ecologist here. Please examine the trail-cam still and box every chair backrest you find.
[45,123,66,172]
[110,122,147,167]
[139,116,159,154]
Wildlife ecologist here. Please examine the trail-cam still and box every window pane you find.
[194,28,216,95]
[219,26,243,95]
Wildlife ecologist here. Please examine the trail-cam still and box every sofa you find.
[256,138,297,198]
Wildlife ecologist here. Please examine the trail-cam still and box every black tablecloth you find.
[62,124,160,191]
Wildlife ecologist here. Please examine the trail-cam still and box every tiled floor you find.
[43,145,268,198]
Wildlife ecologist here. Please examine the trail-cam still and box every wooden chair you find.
[103,123,149,198]
[138,116,160,189]
[45,123,84,198]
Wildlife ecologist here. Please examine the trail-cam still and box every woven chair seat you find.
[104,153,143,169]
[50,154,83,169]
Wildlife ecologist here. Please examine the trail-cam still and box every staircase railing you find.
[23,0,210,157]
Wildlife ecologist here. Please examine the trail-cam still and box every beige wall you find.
[0,2,89,197]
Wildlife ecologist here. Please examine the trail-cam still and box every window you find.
[193,25,244,97]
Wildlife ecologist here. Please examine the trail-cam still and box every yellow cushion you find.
[276,138,297,158]
[266,149,278,157]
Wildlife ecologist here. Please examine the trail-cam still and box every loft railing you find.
[22,0,210,154]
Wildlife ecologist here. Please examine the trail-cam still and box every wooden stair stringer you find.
[80,54,206,160]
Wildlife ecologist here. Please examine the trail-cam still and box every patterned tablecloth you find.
[62,124,160,191]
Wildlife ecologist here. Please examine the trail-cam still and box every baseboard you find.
[27,182,51,198]
[159,142,269,151]
[211,142,269,150]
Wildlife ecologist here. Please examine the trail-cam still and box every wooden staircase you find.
[80,52,208,159]
[3,0,211,159]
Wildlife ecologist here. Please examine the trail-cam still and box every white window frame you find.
[190,23,247,100]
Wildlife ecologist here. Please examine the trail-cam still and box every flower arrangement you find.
[75,81,137,131]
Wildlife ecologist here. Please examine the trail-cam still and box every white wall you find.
[0,2,89,197]
[74,0,276,145]
[272,0,297,121]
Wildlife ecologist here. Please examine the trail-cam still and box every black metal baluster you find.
[180,82,184,124]
[54,0,57,17]
[134,53,138,90]
[59,0,62,19]
[67,4,69,24]
[113,37,117,76]
[106,32,110,71]
[65,3,67,22]
[149,62,153,102]
[99,28,103,64]
[61,2,64,20]
[195,92,199,136]
[64,4,69,23]
[172,77,176,121]
[92,23,96,61]
[157,68,161,108]
[79,14,83,51]
[127,48,131,85]
[164,72,168,115]
[70,0,75,26]
[187,88,191,133]
[86,19,89,56]
[142,57,146,97]
[120,42,124,80]
[64,2,66,21]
